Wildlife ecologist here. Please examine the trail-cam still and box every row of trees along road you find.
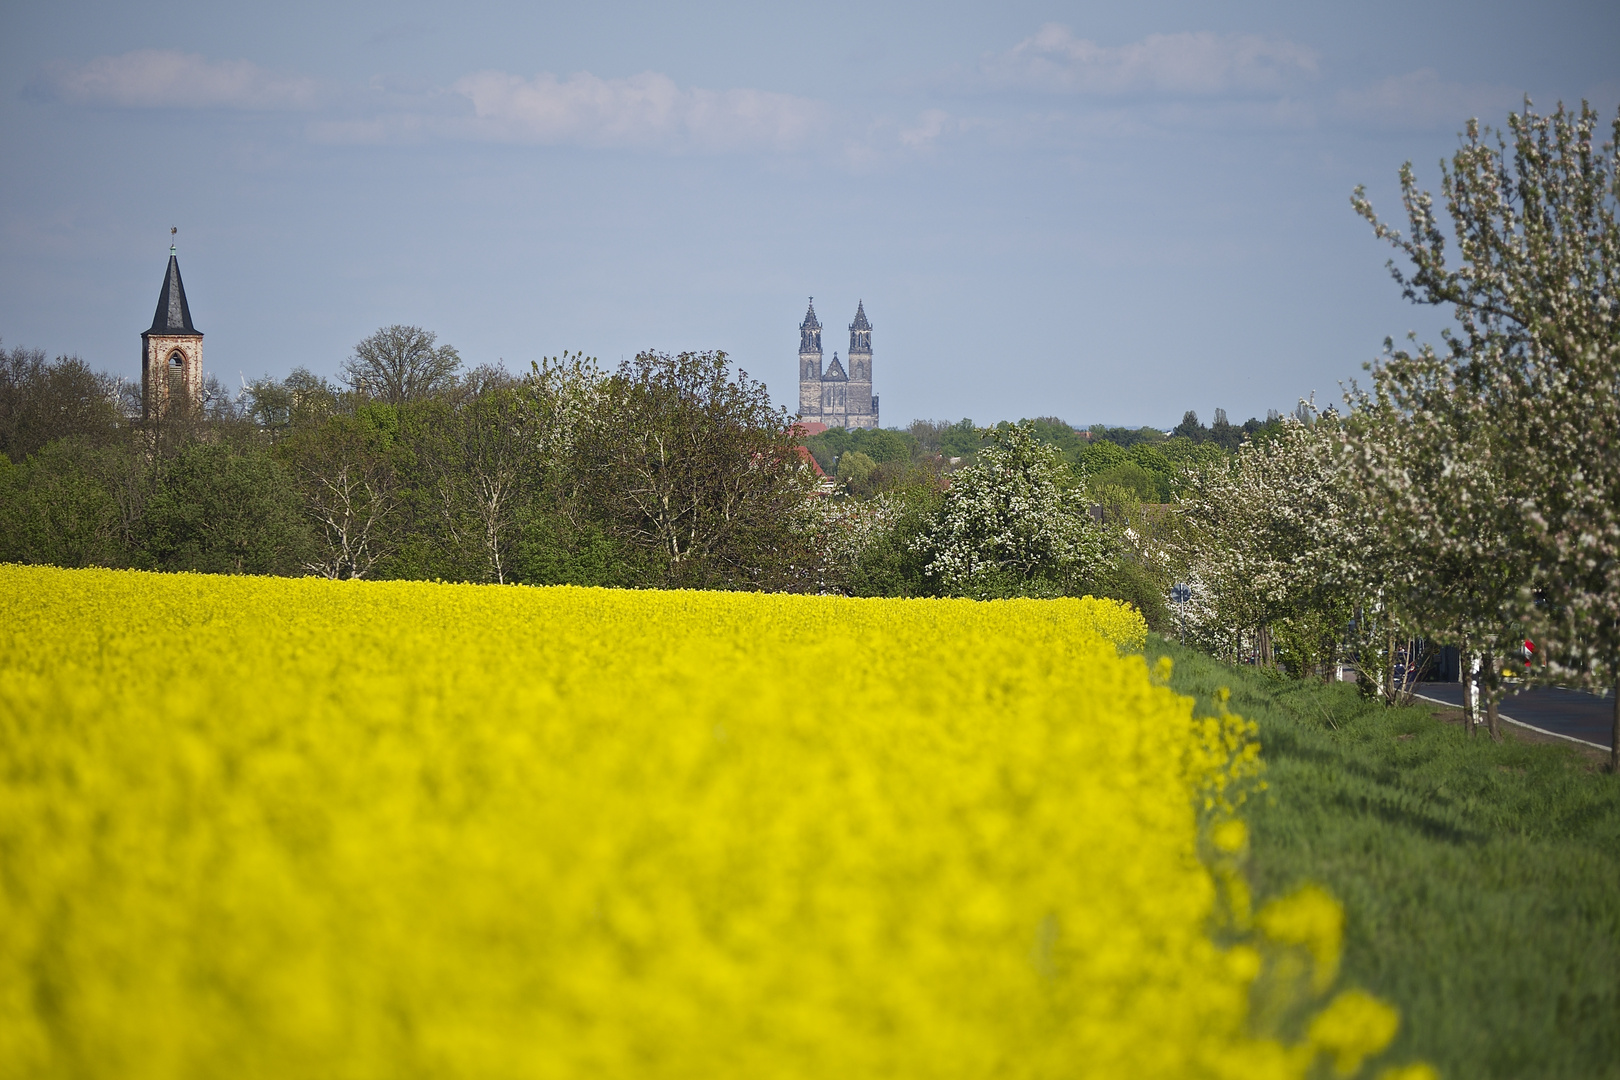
[1175,101,1618,769]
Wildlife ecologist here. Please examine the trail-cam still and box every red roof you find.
[793,420,829,438]
[794,445,827,477]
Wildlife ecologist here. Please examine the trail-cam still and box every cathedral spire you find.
[848,299,870,355]
[799,296,822,355]
[849,300,870,332]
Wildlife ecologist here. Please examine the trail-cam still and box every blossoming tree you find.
[1354,100,1620,766]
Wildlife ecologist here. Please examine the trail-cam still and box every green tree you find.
[1208,408,1244,452]
[511,513,650,588]
[575,351,817,589]
[1172,410,1209,442]
[411,383,533,584]
[801,426,916,475]
[279,414,401,579]
[138,441,313,575]
[1080,439,1129,475]
[0,438,127,567]
[1093,558,1174,633]
[245,366,342,437]
[857,428,913,464]
[1087,424,1167,449]
[939,419,981,458]
[1091,462,1158,503]
[506,352,640,586]
[1022,416,1087,461]
[341,325,462,406]
[916,423,1104,598]
[836,450,878,496]
[0,344,122,462]
[838,483,946,597]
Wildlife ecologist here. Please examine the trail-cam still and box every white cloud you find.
[898,109,953,149]
[983,26,1318,96]
[1335,69,1525,130]
[30,52,859,158]
[448,70,830,152]
[31,49,324,110]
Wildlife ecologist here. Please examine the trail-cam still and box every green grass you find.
[1145,636,1620,1080]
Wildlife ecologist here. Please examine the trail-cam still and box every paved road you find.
[1415,682,1615,751]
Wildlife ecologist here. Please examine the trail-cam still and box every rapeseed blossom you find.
[0,566,1409,1078]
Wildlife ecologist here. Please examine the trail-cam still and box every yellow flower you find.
[1377,1064,1440,1080]
[1258,884,1345,993]
[1211,819,1248,853]
[0,565,1403,1079]
[1308,989,1401,1075]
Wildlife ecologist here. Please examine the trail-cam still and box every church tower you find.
[845,300,876,430]
[798,297,823,419]
[141,241,203,421]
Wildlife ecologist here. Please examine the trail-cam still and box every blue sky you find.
[2,1,1616,427]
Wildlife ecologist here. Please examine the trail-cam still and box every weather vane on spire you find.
[170,226,177,255]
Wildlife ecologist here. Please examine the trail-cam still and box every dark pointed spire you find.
[799,296,822,355]
[147,248,200,336]
[847,299,871,357]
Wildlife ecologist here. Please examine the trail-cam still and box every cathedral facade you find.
[797,298,878,430]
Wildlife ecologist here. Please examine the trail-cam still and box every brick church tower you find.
[141,241,203,420]
[796,297,878,430]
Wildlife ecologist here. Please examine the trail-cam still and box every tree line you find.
[1,339,818,590]
[4,320,1245,630]
[1166,101,1619,767]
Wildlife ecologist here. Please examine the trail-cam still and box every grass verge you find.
[1145,635,1620,1080]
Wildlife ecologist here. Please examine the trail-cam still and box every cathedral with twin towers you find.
[797,298,878,430]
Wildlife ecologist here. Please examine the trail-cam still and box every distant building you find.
[141,244,203,420]
[796,298,878,430]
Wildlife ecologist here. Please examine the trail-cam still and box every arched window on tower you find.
[168,352,185,399]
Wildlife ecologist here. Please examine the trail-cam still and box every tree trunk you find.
[1611,674,1618,775]
[1483,650,1502,742]
[1461,642,1475,737]
[1384,626,1397,704]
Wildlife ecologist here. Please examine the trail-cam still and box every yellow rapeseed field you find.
[0,565,1415,1079]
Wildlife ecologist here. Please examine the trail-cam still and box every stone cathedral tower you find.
[796,297,878,430]
[798,297,823,418]
[141,243,203,420]
[845,300,873,424]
